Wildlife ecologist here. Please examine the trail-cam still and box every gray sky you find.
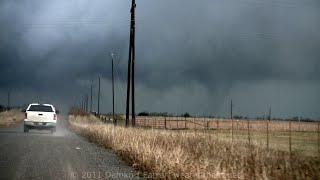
[0,0,319,118]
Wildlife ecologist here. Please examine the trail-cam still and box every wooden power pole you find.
[7,91,10,110]
[111,54,116,125]
[90,83,93,112]
[125,0,136,127]
[98,77,101,115]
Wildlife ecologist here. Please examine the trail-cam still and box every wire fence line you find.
[134,116,318,131]
[134,116,320,157]
[96,114,319,157]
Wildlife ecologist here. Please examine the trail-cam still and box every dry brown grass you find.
[0,110,24,127]
[136,117,318,132]
[135,117,319,157]
[69,115,320,180]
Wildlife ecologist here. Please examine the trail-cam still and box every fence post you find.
[247,119,250,145]
[318,121,320,157]
[176,119,179,129]
[194,118,196,130]
[237,120,239,130]
[232,119,234,142]
[153,117,155,129]
[207,120,209,130]
[289,120,292,156]
[165,117,167,130]
[217,118,219,129]
[267,119,269,149]
[184,117,187,129]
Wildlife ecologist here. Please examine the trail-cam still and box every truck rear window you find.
[28,105,53,112]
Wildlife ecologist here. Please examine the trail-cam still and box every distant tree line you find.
[0,104,5,112]
[137,112,193,117]
[136,112,318,122]
[254,115,317,122]
[0,104,22,112]
[233,115,249,119]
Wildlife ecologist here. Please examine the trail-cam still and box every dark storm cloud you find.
[0,0,320,117]
[0,0,129,90]
[135,0,320,90]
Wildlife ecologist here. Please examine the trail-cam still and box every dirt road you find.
[0,115,140,180]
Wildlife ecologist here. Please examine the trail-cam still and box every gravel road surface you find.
[0,115,141,180]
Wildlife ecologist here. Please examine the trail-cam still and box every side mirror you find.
[55,110,60,114]
[21,109,26,112]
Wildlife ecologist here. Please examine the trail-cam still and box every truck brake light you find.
[54,114,57,120]
[25,113,27,119]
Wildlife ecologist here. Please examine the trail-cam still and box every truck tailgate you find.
[27,111,54,122]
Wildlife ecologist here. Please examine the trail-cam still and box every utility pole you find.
[83,96,85,112]
[83,96,86,112]
[111,53,116,125]
[125,42,132,127]
[98,77,101,115]
[268,106,272,121]
[81,101,84,111]
[131,0,136,127]
[267,106,271,149]
[231,99,233,120]
[90,83,93,112]
[86,94,89,113]
[125,0,136,127]
[85,96,87,112]
[7,91,10,110]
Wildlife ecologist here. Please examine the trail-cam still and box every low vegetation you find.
[0,110,24,127]
[68,107,91,116]
[69,115,320,179]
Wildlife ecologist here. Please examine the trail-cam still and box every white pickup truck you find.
[24,103,59,134]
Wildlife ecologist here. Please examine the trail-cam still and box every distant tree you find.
[183,112,191,117]
[0,105,4,112]
[301,117,314,122]
[147,112,169,117]
[292,116,299,121]
[138,112,149,116]
[234,115,243,119]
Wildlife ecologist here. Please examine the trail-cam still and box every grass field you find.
[204,129,318,157]
[69,115,320,179]
[135,116,319,132]
[0,110,24,127]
